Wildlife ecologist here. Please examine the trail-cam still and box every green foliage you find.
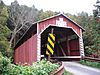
[7,0,39,46]
[67,12,100,57]
[93,1,100,18]
[80,60,100,68]
[34,10,56,21]
[0,1,11,57]
[0,55,11,75]
[63,71,74,75]
[0,57,60,75]
[85,46,96,55]
[31,59,60,75]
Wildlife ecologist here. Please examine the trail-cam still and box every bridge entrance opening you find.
[41,26,80,60]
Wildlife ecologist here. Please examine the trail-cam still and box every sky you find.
[3,0,97,15]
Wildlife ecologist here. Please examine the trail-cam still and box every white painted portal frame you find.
[37,24,84,61]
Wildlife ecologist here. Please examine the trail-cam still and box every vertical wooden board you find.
[21,44,25,64]
[20,44,23,64]
[14,34,37,65]
[28,39,31,63]
[19,38,30,64]
[18,46,20,64]
[39,18,56,33]
[69,39,80,56]
[21,42,25,64]
[16,41,27,64]
[15,44,21,64]
[28,35,36,64]
[69,39,79,50]
[32,34,37,62]
[32,35,35,62]
[24,34,37,64]
[23,42,25,64]
[14,48,18,64]
[20,45,23,64]
[16,48,19,64]
[26,39,29,63]
[29,35,33,64]
[24,41,27,63]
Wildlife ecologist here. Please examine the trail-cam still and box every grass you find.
[80,60,100,69]
[63,71,74,75]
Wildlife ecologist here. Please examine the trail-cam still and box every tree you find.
[93,0,100,18]
[0,1,11,57]
[8,0,38,47]
[92,0,100,57]
[72,12,100,57]
[35,10,56,21]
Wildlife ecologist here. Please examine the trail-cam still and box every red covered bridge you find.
[14,14,85,65]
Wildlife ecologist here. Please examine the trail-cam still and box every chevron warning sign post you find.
[46,33,55,56]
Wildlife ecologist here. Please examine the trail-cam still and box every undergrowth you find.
[80,60,100,69]
[0,56,60,75]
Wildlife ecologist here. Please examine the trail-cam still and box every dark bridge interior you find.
[41,26,80,60]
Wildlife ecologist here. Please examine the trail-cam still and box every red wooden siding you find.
[39,18,56,33]
[38,15,80,36]
[14,34,37,65]
[62,17,80,36]
[14,14,84,64]
[69,39,80,56]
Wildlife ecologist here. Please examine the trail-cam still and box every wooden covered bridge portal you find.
[14,14,85,65]
[41,26,80,60]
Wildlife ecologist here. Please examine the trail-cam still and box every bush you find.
[0,55,15,75]
[31,59,60,75]
[0,57,60,75]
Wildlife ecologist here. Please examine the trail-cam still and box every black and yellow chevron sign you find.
[46,33,55,56]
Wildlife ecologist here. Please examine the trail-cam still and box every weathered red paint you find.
[14,34,37,65]
[14,14,84,64]
[38,15,80,36]
[69,39,80,56]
